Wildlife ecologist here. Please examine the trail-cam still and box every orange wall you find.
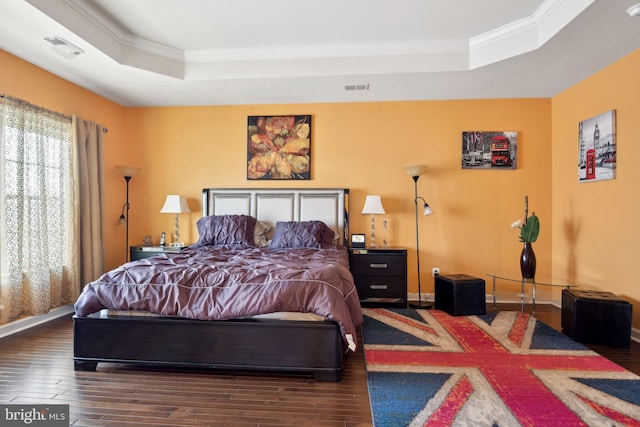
[2,49,554,301]
[0,50,130,272]
[4,46,639,330]
[124,100,553,298]
[552,48,640,329]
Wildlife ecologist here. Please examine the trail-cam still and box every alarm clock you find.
[351,233,366,248]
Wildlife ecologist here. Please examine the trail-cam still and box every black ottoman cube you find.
[561,289,632,348]
[435,274,486,316]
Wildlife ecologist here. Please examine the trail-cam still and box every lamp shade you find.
[361,195,386,215]
[115,165,141,178]
[160,195,191,213]
[403,164,428,178]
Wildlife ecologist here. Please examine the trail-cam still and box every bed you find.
[73,188,360,382]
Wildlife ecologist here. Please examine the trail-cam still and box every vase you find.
[520,242,536,279]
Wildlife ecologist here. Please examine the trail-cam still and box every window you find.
[0,96,75,323]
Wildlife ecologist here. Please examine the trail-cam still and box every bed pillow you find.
[253,220,273,247]
[195,214,257,247]
[269,220,336,249]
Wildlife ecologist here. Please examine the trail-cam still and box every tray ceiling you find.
[1,0,639,106]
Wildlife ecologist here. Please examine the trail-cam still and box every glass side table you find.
[486,273,579,313]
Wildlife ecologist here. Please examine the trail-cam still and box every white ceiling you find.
[1,0,639,107]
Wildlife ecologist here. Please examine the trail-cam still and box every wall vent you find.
[344,84,370,91]
[44,36,84,60]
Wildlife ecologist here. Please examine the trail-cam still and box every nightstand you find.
[349,248,407,308]
[130,245,190,261]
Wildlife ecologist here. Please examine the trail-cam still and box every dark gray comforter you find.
[74,245,363,345]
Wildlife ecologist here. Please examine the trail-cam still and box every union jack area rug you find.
[362,308,640,426]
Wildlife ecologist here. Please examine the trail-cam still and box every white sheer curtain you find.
[0,96,76,323]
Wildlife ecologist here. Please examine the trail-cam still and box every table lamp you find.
[160,194,191,246]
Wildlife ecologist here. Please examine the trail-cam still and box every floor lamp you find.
[115,165,141,262]
[404,164,433,309]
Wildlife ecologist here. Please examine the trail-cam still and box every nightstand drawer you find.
[349,248,407,308]
[355,276,406,300]
[350,254,404,276]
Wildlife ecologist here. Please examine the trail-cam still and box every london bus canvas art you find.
[461,131,517,170]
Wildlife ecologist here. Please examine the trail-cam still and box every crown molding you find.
[469,0,594,69]
[27,0,595,80]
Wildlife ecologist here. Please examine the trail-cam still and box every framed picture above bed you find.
[247,115,311,180]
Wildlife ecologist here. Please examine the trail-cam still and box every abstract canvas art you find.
[247,115,311,180]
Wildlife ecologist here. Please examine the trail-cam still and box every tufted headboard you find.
[201,188,350,246]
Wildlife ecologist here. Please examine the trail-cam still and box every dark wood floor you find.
[0,304,637,426]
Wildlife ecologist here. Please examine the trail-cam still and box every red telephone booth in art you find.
[586,149,596,180]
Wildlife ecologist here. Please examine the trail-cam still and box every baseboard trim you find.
[0,304,74,340]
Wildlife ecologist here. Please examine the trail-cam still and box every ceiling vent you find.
[344,84,370,91]
[44,36,84,60]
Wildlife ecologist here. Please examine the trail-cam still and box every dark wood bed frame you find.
[73,188,351,381]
